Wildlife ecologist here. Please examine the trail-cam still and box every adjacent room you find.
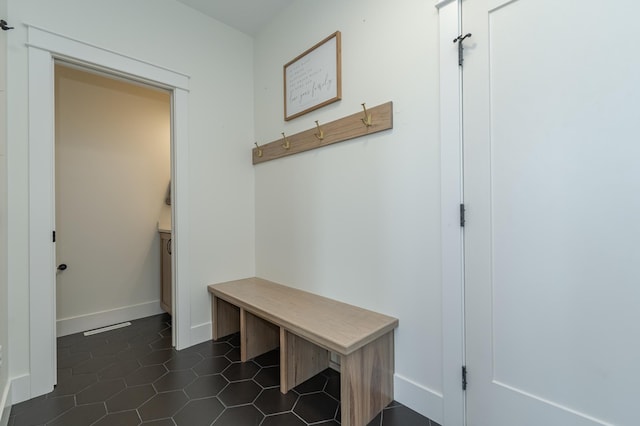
[54,63,172,338]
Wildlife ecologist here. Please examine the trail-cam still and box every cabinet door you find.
[160,232,172,315]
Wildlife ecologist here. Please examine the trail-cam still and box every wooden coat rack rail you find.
[253,101,393,165]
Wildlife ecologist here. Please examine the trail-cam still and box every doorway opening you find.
[54,62,172,338]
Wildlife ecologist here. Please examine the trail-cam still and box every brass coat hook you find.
[314,121,324,141]
[254,142,263,158]
[281,132,291,150]
[361,103,372,127]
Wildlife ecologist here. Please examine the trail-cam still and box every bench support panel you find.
[212,296,240,340]
[280,329,330,394]
[241,309,280,362]
[340,331,395,426]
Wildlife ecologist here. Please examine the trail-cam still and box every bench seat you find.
[208,277,399,426]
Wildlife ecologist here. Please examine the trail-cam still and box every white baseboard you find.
[57,301,165,337]
[0,378,11,426]
[9,374,29,405]
[394,374,443,425]
[189,322,212,347]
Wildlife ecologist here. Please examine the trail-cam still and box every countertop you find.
[157,204,172,233]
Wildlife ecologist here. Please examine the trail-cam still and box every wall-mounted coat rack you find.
[253,101,393,165]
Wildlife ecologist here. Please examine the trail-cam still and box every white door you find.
[463,1,640,425]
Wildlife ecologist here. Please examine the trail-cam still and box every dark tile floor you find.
[9,314,438,426]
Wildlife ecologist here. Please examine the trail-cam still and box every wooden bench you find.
[207,277,399,426]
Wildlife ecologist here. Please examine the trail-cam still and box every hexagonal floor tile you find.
[7,313,436,426]
[222,361,260,382]
[128,332,161,347]
[189,340,233,358]
[261,412,306,426]
[150,335,173,350]
[164,351,203,371]
[254,366,280,388]
[153,369,196,392]
[252,349,279,367]
[106,384,156,412]
[137,419,174,426]
[9,396,74,425]
[226,334,241,347]
[367,411,382,426]
[73,355,117,375]
[254,388,298,415]
[213,405,264,425]
[193,356,230,376]
[184,374,229,399]
[293,393,339,424]
[174,397,225,426]
[91,340,129,357]
[99,359,141,380]
[76,379,126,405]
[93,410,141,426]
[57,333,82,349]
[117,344,152,361]
[218,380,261,406]
[47,402,106,426]
[293,373,327,394]
[225,348,241,362]
[125,364,167,386]
[313,420,340,425]
[380,405,432,425]
[47,373,98,397]
[139,349,175,366]
[57,351,91,369]
[138,390,188,421]
[323,370,340,401]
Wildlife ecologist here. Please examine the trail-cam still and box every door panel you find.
[463,1,640,425]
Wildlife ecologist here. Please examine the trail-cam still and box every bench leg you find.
[212,296,240,340]
[240,309,280,362]
[280,329,330,394]
[340,332,394,426]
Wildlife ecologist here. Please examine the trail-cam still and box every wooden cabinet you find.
[159,231,172,315]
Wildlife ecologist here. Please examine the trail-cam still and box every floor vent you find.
[83,322,132,336]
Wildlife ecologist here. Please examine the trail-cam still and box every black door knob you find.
[57,264,67,271]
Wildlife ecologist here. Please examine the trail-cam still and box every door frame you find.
[27,25,191,398]
[436,0,466,424]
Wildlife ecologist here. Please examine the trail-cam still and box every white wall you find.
[54,65,169,335]
[253,0,442,419]
[7,0,256,399]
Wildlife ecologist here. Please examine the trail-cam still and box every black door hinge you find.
[460,204,466,227]
[462,365,468,390]
[52,230,56,243]
[453,33,472,67]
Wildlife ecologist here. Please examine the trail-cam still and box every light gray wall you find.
[253,0,442,418]
[7,0,256,390]
[54,65,169,335]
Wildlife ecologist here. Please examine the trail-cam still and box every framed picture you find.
[284,31,342,121]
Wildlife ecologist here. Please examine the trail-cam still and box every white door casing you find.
[27,25,191,398]
[436,0,466,425]
[462,1,640,425]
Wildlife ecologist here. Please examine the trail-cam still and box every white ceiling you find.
[176,0,295,36]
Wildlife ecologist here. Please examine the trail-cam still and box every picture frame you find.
[284,31,342,121]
